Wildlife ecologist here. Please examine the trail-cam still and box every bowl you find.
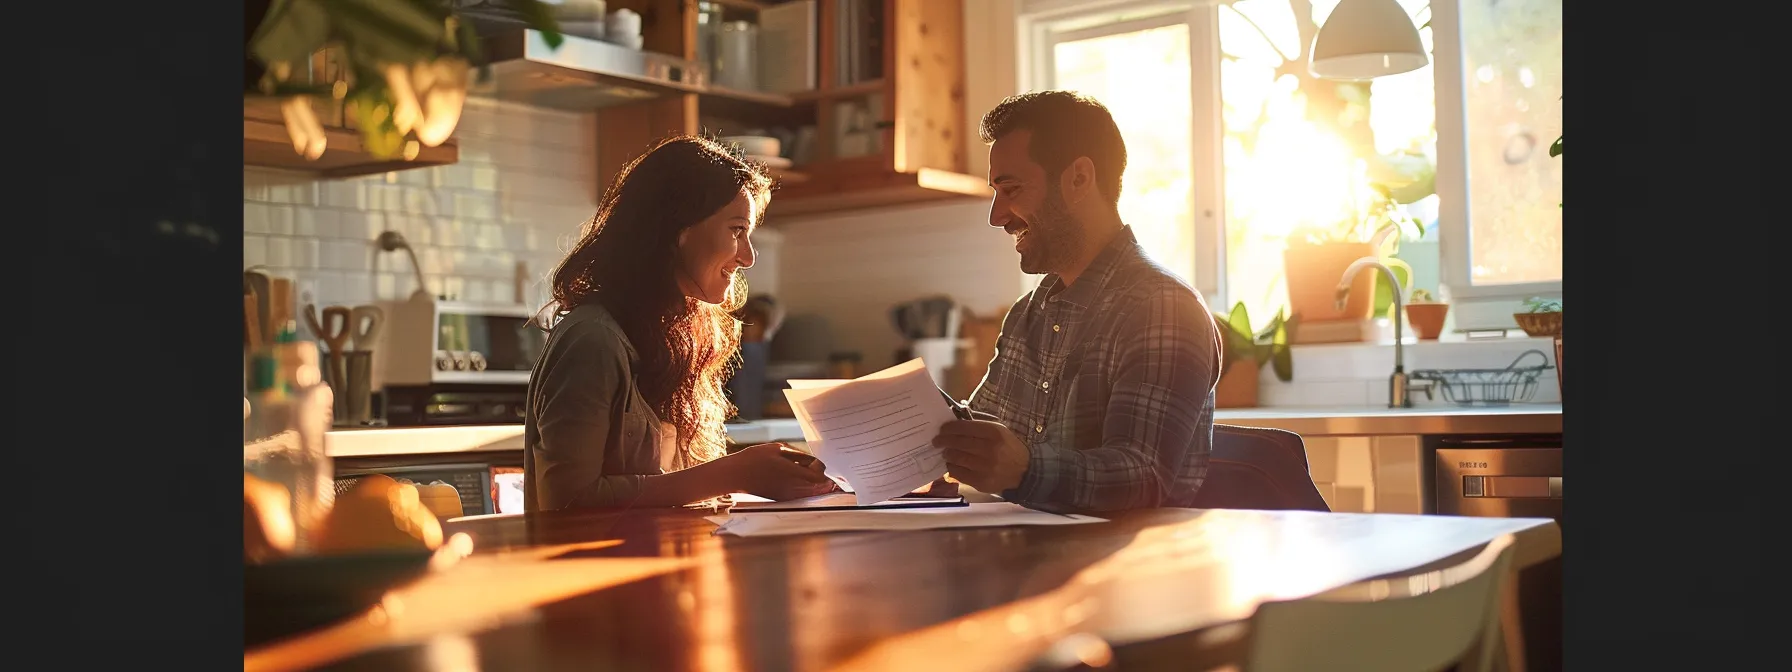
[721,135,780,159]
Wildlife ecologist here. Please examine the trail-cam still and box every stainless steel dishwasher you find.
[1427,433,1564,672]
[1434,435,1563,520]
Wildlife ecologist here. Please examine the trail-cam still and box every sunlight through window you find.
[1215,0,1440,323]
[1052,24,1198,287]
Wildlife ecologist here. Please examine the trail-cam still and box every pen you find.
[940,390,974,421]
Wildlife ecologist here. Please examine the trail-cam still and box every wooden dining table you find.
[245,503,1562,672]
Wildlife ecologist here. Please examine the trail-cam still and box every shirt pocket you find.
[616,393,663,474]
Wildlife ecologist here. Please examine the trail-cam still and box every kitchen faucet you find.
[1335,257,1433,408]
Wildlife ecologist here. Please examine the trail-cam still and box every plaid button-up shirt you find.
[968,226,1222,513]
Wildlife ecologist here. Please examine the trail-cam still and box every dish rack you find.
[1410,350,1556,406]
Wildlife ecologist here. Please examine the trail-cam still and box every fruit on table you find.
[244,472,296,564]
[416,481,464,520]
[316,474,444,554]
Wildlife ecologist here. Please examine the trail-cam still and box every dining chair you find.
[1192,424,1331,512]
[1239,533,1520,672]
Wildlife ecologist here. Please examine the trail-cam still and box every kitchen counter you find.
[324,403,1561,458]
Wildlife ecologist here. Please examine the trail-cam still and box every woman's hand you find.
[722,443,838,501]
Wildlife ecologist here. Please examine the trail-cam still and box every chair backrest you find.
[1192,424,1330,512]
[1242,534,1519,672]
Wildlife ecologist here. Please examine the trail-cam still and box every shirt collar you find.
[1031,226,1140,310]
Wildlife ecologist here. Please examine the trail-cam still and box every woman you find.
[524,135,836,511]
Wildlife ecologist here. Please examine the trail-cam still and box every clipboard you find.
[728,492,969,513]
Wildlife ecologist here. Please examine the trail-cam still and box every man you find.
[932,90,1223,514]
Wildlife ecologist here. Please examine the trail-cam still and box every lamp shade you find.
[1309,0,1428,80]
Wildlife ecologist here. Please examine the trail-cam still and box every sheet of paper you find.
[706,502,1106,537]
[781,359,958,505]
[729,492,966,512]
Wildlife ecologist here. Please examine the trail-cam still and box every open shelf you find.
[766,167,990,221]
[242,98,458,179]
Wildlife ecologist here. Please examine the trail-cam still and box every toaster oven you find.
[372,292,547,388]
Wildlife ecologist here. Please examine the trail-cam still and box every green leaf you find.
[1271,311,1295,382]
[322,0,447,65]
[347,83,406,160]
[1549,135,1563,157]
[253,82,335,98]
[453,17,492,83]
[249,0,332,65]
[502,0,565,49]
[1226,302,1253,340]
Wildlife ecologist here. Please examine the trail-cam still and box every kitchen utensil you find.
[306,305,352,405]
[269,278,294,330]
[244,270,272,338]
[345,351,375,425]
[348,305,384,352]
[244,295,263,350]
[891,296,961,340]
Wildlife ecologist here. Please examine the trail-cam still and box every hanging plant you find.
[246,0,562,161]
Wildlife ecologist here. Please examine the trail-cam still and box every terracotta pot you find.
[1405,303,1450,340]
[1214,358,1260,409]
[1284,241,1377,324]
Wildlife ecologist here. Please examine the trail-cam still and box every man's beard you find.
[1018,185,1083,276]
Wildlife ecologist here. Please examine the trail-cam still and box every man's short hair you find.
[979,90,1127,205]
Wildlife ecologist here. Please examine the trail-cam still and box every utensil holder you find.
[321,350,376,426]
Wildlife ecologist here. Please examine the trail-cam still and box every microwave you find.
[372,292,547,389]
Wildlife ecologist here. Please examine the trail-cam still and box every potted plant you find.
[1513,297,1563,338]
[1404,288,1449,340]
[1284,164,1427,328]
[244,0,563,161]
[1212,302,1296,408]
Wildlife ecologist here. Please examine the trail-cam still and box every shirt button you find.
[1034,424,1044,433]
[1041,381,1051,390]
[1052,324,1062,332]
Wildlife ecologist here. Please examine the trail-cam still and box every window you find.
[1018,0,1562,330]
[1434,0,1563,295]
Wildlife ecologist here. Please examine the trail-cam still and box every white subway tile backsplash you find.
[265,237,293,267]
[294,238,320,269]
[243,236,267,267]
[243,106,584,330]
[243,203,271,234]
[452,193,497,221]
[266,206,295,236]
[320,181,363,209]
[375,273,396,301]
[476,223,504,250]
[465,280,491,302]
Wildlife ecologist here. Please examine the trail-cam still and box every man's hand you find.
[932,420,1030,493]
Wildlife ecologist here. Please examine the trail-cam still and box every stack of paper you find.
[781,359,959,505]
[708,502,1106,537]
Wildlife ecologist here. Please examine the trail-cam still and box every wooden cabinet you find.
[595,0,989,222]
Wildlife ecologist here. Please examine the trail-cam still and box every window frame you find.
[1014,0,1562,327]
[1018,0,1223,305]
[1428,0,1564,309]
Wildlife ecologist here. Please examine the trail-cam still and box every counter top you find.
[325,403,1561,458]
